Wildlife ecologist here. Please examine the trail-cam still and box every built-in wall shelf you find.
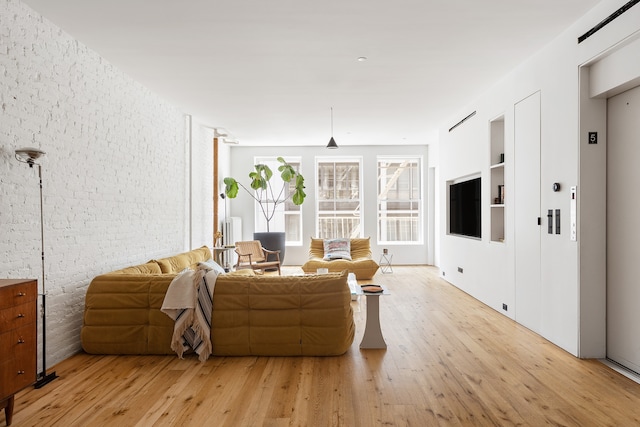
[490,116,505,243]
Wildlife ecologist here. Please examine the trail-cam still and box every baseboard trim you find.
[599,358,640,384]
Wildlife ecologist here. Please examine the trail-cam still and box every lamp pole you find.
[14,147,58,389]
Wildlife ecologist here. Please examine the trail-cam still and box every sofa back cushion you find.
[309,238,325,258]
[212,271,353,356]
[113,262,163,275]
[154,246,212,273]
[350,237,372,259]
[309,237,371,259]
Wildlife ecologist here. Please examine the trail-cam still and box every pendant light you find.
[326,107,338,149]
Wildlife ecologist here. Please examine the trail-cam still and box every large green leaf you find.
[250,164,271,190]
[223,177,239,198]
[277,157,295,182]
[292,174,306,205]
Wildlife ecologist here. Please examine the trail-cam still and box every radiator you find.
[222,217,242,266]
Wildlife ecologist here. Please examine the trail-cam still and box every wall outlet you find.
[502,303,508,311]
[457,267,463,273]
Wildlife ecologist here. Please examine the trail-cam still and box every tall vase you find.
[253,231,286,265]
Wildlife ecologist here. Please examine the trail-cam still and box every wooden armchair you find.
[234,240,281,275]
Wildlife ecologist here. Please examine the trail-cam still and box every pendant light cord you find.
[331,107,334,137]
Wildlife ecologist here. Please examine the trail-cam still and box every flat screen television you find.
[449,177,481,238]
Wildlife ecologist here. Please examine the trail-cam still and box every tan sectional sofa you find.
[81,246,355,356]
[301,237,379,280]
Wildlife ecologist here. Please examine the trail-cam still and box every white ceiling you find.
[22,0,601,146]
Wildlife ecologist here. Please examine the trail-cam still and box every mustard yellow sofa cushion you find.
[112,262,162,275]
[301,237,379,280]
[153,245,212,273]
[209,271,353,356]
[81,247,354,356]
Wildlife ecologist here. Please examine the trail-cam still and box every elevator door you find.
[607,84,640,373]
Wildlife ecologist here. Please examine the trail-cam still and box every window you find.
[377,156,422,243]
[316,157,362,239]
[254,157,302,245]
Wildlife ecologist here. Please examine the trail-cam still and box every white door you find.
[514,92,542,333]
[607,84,640,372]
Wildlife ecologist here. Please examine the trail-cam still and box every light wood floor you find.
[8,266,640,426]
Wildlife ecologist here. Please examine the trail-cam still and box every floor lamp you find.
[14,147,58,389]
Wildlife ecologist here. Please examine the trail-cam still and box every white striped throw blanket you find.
[161,266,218,362]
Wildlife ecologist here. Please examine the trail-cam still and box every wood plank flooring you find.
[8,266,640,426]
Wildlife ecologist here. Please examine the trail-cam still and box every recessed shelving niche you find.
[490,116,505,243]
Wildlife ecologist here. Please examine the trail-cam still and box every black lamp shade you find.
[326,137,338,149]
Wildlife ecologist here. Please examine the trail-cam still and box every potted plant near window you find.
[223,157,306,263]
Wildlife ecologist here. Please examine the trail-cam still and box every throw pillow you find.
[198,258,226,274]
[323,238,352,261]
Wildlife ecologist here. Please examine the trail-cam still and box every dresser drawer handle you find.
[17,370,25,375]
[18,338,25,344]
[18,292,26,297]
[17,313,25,318]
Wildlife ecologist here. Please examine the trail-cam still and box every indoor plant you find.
[223,157,306,261]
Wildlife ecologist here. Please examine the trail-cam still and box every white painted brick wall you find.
[1,0,192,367]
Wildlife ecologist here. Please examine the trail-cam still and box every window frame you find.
[376,155,424,245]
[315,156,364,239]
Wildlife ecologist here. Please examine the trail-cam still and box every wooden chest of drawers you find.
[0,279,37,426]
